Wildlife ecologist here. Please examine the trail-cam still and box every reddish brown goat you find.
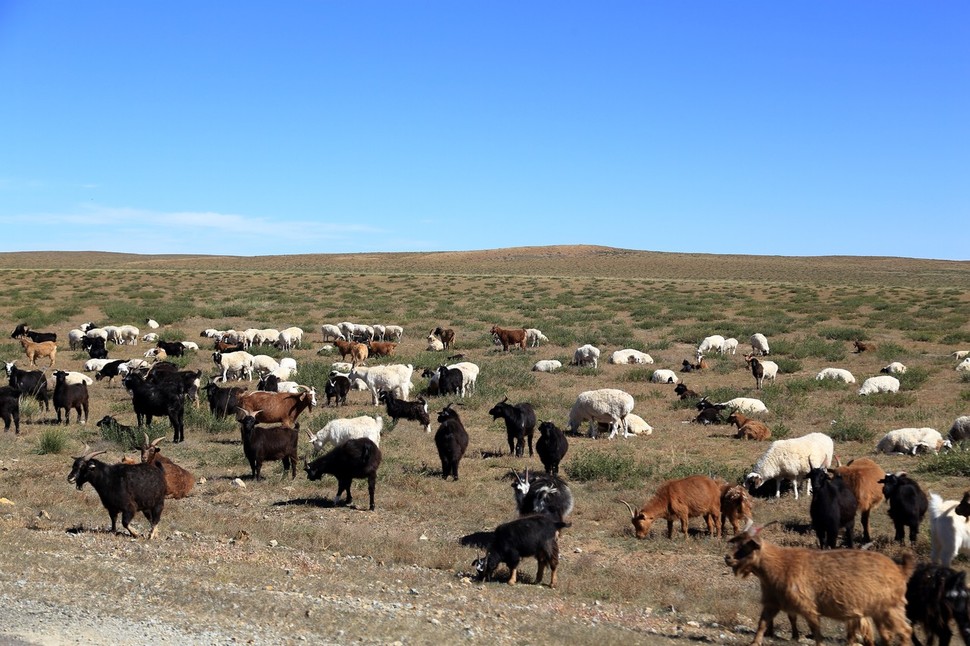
[830,456,885,544]
[726,524,914,646]
[621,475,723,539]
[490,325,527,352]
[854,340,873,353]
[234,390,315,429]
[334,339,355,361]
[727,411,772,441]
[720,483,753,536]
[368,341,397,358]
[140,434,195,499]
[18,336,57,367]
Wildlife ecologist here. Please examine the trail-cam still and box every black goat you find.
[11,323,57,343]
[155,340,185,357]
[879,471,928,544]
[304,437,382,510]
[693,398,726,425]
[52,370,89,425]
[674,383,700,400]
[257,373,282,392]
[96,415,135,438]
[680,359,694,373]
[325,373,351,406]
[147,368,202,408]
[434,403,469,481]
[82,336,108,359]
[238,411,298,480]
[4,360,50,411]
[907,563,970,646]
[510,469,574,522]
[122,373,186,443]
[204,382,247,418]
[436,365,463,397]
[747,355,766,390]
[0,386,21,434]
[67,449,166,539]
[460,514,567,588]
[808,465,858,548]
[535,421,569,475]
[378,390,430,432]
[95,360,128,386]
[488,397,536,457]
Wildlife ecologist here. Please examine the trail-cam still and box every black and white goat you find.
[907,563,970,646]
[510,469,574,522]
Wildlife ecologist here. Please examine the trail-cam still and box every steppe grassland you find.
[0,250,968,628]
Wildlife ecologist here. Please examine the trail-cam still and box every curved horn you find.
[619,500,637,518]
[305,428,315,442]
[150,435,165,448]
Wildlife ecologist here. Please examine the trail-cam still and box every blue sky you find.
[1,3,967,260]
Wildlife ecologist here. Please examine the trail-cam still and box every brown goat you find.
[830,457,885,544]
[621,475,723,539]
[727,411,771,441]
[726,524,914,646]
[234,390,315,428]
[431,326,455,348]
[854,340,873,353]
[490,325,527,352]
[367,341,397,358]
[18,336,57,367]
[141,434,195,499]
[720,483,753,536]
[349,342,368,368]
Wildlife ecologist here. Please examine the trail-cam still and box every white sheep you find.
[532,359,562,373]
[146,318,160,329]
[525,328,549,347]
[815,367,856,383]
[650,369,679,384]
[744,432,834,499]
[255,328,281,346]
[720,338,739,355]
[384,325,404,342]
[371,324,386,341]
[320,324,346,342]
[125,358,151,371]
[267,366,296,382]
[929,493,970,567]
[141,332,159,343]
[717,397,768,415]
[201,328,224,339]
[572,344,601,369]
[567,388,635,440]
[448,361,480,396]
[749,333,770,356]
[349,364,415,404]
[276,327,304,350]
[84,328,108,342]
[337,322,356,341]
[118,325,140,345]
[875,427,949,455]
[426,335,444,352]
[858,375,900,396]
[179,341,199,351]
[103,325,122,345]
[695,335,725,360]
[83,358,113,372]
[330,361,353,373]
[279,357,297,374]
[952,350,970,361]
[753,359,779,384]
[213,351,255,382]
[957,357,970,372]
[241,329,259,348]
[63,371,94,386]
[948,416,970,446]
[68,329,85,350]
[251,354,281,377]
[881,361,907,375]
[308,415,383,452]
[609,349,654,365]
[625,413,653,436]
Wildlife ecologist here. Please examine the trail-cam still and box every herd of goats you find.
[6,319,970,645]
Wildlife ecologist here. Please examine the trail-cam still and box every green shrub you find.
[917,451,970,477]
[829,418,873,444]
[897,367,930,391]
[773,357,802,374]
[876,342,906,362]
[100,419,166,450]
[566,449,651,484]
[37,428,69,455]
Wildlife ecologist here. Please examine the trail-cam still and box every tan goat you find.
[830,457,885,544]
[141,434,195,499]
[726,524,914,646]
[18,336,57,367]
[720,483,753,536]
[621,475,723,539]
[728,411,771,441]
[349,342,368,368]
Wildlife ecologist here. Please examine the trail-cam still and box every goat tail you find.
[897,551,917,578]
[459,531,495,549]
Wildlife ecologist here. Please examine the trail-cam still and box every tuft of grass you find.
[566,449,652,484]
[818,326,866,341]
[829,418,873,444]
[917,451,970,477]
[37,428,69,454]
[17,396,41,421]
[876,342,906,362]
[897,367,930,391]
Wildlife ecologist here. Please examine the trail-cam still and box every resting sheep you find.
[567,388,635,439]
[815,367,856,384]
[957,357,970,372]
[948,415,970,447]
[858,375,900,395]
[717,397,767,415]
[609,349,653,365]
[744,432,835,499]
[426,334,444,351]
[650,369,679,384]
[875,427,949,455]
[532,360,562,373]
[881,361,907,375]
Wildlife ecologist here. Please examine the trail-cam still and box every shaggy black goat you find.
[907,563,970,646]
[96,415,135,438]
[879,471,928,544]
[304,437,382,510]
[808,465,858,549]
[488,397,536,457]
[510,469,574,522]
[460,514,568,588]
[325,373,351,406]
[95,359,128,386]
[693,398,726,425]
[82,336,108,359]
[11,323,57,343]
[378,390,430,432]
[434,403,469,481]
[674,383,700,400]
[122,373,186,443]
[204,382,247,418]
[0,386,21,434]
[436,365,463,397]
[238,410,299,480]
[67,449,166,539]
[53,370,89,425]
[155,340,186,357]
[4,360,50,411]
[535,421,568,475]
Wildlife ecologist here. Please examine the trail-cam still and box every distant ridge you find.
[0,246,966,288]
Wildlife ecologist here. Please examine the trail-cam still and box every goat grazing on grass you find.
[622,475,723,539]
[304,438,382,510]
[461,514,567,588]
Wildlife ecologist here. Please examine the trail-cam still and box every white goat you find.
[525,328,549,347]
[929,493,970,567]
[695,335,725,361]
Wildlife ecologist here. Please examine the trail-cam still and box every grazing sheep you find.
[728,411,771,441]
[378,391,430,433]
[304,438,382,510]
[567,388,635,439]
[879,472,929,545]
[524,328,549,347]
[815,367,856,384]
[609,349,653,365]
[68,328,85,350]
[830,457,885,544]
[881,361,907,375]
[930,493,970,567]
[744,433,835,499]
[720,338,739,355]
[876,427,949,455]
[650,369,679,384]
[17,336,57,367]
[749,333,770,356]
[532,359,562,373]
[621,475,724,539]
[948,415,970,447]
[320,324,345,342]
[695,335,725,360]
[571,344,600,368]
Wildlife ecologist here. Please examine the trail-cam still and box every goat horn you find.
[619,500,636,518]
[508,468,520,482]
[150,436,164,448]
[143,432,150,448]
[305,429,315,442]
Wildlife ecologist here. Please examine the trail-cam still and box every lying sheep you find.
[532,359,562,373]
[426,334,445,351]
[745,432,834,499]
[954,350,970,361]
[567,388,635,439]
[650,369,679,384]
[881,361,907,375]
[876,427,949,455]
[815,367,856,384]
[948,415,970,447]
[957,357,970,372]
[858,375,900,395]
[609,349,653,365]
[718,397,767,415]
